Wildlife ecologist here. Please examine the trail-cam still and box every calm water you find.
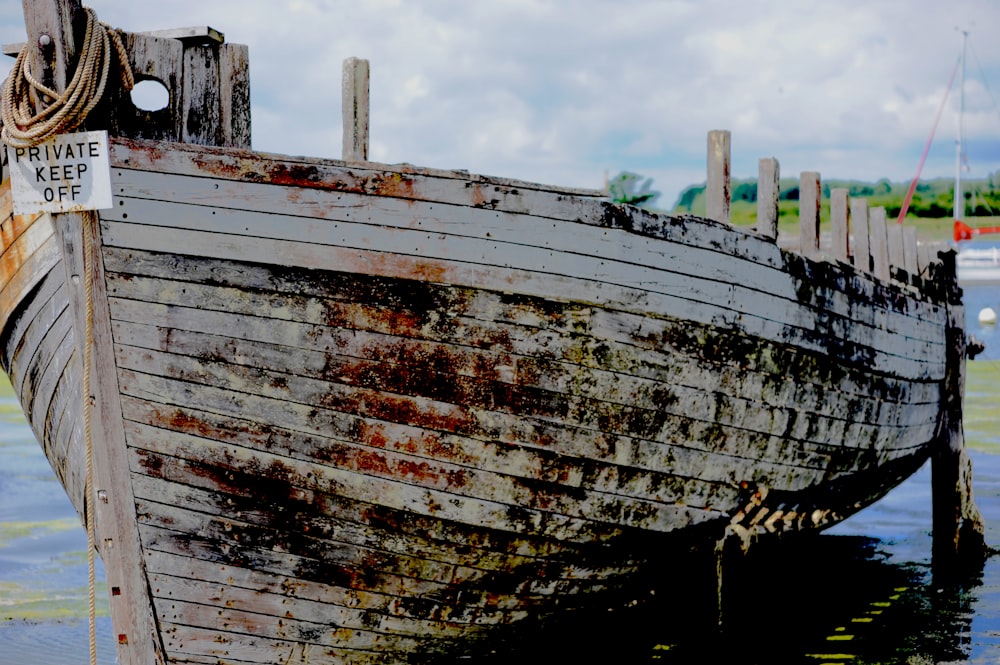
[2,285,1000,664]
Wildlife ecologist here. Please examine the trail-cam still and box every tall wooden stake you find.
[342,57,370,161]
[932,251,986,575]
[706,130,731,223]
[799,171,821,258]
[756,157,779,239]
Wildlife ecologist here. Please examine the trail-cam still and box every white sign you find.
[7,130,113,215]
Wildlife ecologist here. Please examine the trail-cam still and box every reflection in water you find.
[465,533,989,665]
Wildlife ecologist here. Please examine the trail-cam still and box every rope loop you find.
[1,6,133,148]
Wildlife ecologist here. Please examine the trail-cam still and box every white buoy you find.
[979,307,997,325]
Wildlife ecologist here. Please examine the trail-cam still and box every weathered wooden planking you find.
[3,269,64,395]
[120,387,724,534]
[135,480,584,583]
[99,231,944,460]
[107,292,939,455]
[105,162,948,340]
[101,249,943,428]
[106,154,947,323]
[109,137,602,199]
[97,189,941,374]
[135,493,620,606]
[107,307,940,439]
[131,473,579,591]
[118,300,933,488]
[0,210,60,328]
[99,217,946,383]
[108,136,943,318]
[115,360,934,518]
[4,292,86,513]
[155,622,417,665]
[100,246,943,406]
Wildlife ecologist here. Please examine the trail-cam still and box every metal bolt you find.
[37,34,51,47]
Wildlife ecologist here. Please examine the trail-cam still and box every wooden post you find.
[219,43,251,148]
[706,130,731,223]
[932,251,986,576]
[20,0,81,105]
[869,206,890,281]
[851,198,870,273]
[903,226,919,276]
[886,223,904,277]
[756,157,779,239]
[830,188,850,262]
[342,57,370,161]
[799,171,821,258]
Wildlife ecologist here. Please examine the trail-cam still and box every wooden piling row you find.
[703,130,946,282]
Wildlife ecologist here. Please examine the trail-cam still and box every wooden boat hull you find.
[0,137,954,663]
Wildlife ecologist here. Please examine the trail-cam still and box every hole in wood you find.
[130,79,170,112]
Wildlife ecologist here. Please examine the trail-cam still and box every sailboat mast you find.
[954,29,968,222]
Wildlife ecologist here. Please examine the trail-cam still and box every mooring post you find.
[342,56,370,161]
[932,250,986,574]
[830,188,850,262]
[851,198,871,273]
[903,226,919,277]
[799,171,820,258]
[756,157,779,239]
[868,207,891,281]
[706,130,731,224]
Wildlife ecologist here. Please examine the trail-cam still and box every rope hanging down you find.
[1,6,133,148]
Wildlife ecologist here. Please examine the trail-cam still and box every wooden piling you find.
[851,198,870,273]
[756,157,779,239]
[342,57,370,161]
[886,223,904,277]
[706,130,731,223]
[830,188,850,262]
[932,251,986,574]
[799,171,820,258]
[903,226,918,276]
[869,207,891,281]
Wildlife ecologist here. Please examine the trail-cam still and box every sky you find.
[1,0,998,209]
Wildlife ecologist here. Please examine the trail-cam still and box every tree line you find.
[609,171,1000,225]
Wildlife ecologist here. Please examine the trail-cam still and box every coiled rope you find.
[1,5,133,148]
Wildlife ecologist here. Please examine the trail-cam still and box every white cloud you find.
[0,0,997,207]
